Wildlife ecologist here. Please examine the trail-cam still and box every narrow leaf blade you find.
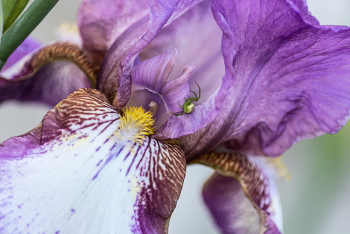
[3,0,28,32]
[2,0,17,28]
[0,0,3,45]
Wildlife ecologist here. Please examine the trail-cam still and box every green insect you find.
[173,81,201,116]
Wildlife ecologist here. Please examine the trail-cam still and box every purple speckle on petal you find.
[96,159,103,167]
[71,209,75,213]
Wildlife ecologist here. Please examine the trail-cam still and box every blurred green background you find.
[0,0,350,233]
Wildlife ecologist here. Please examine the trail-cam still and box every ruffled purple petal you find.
[197,152,282,234]
[288,0,319,26]
[140,0,224,105]
[1,37,41,71]
[0,42,94,106]
[209,0,350,156]
[164,0,350,159]
[0,89,186,233]
[148,0,225,139]
[97,0,203,109]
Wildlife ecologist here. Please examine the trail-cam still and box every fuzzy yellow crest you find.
[267,156,290,180]
[54,22,81,44]
[114,106,155,145]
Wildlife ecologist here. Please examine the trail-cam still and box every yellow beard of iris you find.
[112,106,155,146]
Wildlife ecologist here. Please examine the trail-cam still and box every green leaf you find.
[0,0,3,45]
[3,0,28,32]
[0,0,59,70]
[2,0,17,29]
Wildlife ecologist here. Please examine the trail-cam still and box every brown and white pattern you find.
[195,152,282,234]
[0,43,93,107]
[0,89,186,234]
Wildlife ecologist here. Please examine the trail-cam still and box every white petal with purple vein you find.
[0,89,185,234]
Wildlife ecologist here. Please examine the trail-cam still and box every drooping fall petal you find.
[0,42,95,106]
[196,152,283,234]
[0,89,186,234]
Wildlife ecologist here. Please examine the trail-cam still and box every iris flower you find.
[1,0,350,233]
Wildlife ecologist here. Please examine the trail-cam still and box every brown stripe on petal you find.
[193,152,280,234]
[132,139,186,234]
[40,88,119,144]
[31,42,98,87]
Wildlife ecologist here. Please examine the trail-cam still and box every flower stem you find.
[0,0,59,70]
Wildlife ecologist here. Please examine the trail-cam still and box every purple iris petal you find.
[158,0,350,160]
[140,0,224,105]
[133,50,178,93]
[0,43,94,106]
[132,50,195,113]
[0,60,91,107]
[162,65,195,113]
[200,153,283,234]
[97,0,204,108]
[0,89,186,233]
[1,37,41,72]
[210,0,350,156]
[77,0,151,64]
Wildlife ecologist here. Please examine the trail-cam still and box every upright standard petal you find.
[97,0,203,109]
[0,42,95,106]
[168,0,350,160]
[77,0,151,64]
[0,89,186,233]
[150,0,227,140]
[197,152,283,234]
[140,0,224,105]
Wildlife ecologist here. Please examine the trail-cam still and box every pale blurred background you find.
[1,0,350,233]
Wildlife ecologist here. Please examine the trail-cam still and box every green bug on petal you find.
[173,81,201,116]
